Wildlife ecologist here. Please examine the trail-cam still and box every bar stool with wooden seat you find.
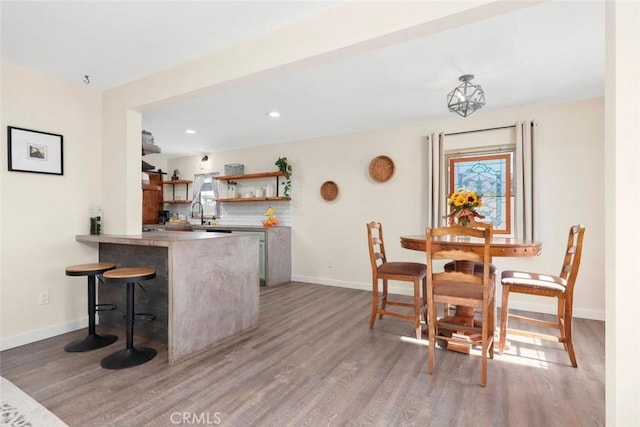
[64,262,118,352]
[100,267,157,369]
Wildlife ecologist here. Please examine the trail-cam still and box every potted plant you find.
[275,157,292,197]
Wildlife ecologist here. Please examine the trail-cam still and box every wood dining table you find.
[400,234,542,258]
[400,233,542,352]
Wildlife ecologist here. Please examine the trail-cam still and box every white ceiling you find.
[1,1,605,158]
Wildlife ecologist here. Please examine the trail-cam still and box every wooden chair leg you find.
[379,279,388,319]
[489,296,495,359]
[557,297,567,345]
[369,279,379,329]
[427,300,436,375]
[481,314,488,387]
[564,301,578,368]
[499,285,510,354]
[413,279,421,340]
[422,277,428,307]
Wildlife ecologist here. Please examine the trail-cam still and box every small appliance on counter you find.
[90,205,102,235]
[158,210,170,225]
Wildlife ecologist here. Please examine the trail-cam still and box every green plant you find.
[275,157,292,197]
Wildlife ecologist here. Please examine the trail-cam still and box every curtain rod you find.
[445,124,516,137]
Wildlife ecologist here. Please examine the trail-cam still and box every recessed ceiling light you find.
[185,129,197,134]
[268,111,281,118]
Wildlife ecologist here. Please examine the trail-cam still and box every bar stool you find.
[64,262,118,352]
[100,267,157,369]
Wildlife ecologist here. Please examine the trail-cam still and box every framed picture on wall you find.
[7,126,64,175]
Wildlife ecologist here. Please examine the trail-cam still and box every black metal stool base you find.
[100,347,157,370]
[64,333,118,352]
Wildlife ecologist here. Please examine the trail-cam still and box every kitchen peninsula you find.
[76,231,259,365]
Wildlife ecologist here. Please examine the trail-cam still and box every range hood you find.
[142,160,155,171]
[142,129,161,155]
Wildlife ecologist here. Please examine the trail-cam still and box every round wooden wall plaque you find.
[320,181,339,201]
[369,155,395,182]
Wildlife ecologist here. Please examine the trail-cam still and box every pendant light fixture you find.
[447,74,486,117]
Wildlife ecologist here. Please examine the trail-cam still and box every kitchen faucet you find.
[191,201,204,225]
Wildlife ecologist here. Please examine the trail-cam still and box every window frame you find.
[445,146,515,236]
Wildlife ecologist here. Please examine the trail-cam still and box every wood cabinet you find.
[142,172,163,224]
[163,180,192,204]
[213,171,290,202]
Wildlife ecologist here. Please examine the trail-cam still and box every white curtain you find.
[427,132,446,228]
[190,174,206,215]
[428,122,535,240]
[211,172,220,218]
[515,120,535,240]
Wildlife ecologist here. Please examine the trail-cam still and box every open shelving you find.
[163,179,192,204]
[213,171,291,202]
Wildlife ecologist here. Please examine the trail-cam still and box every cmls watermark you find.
[170,412,222,425]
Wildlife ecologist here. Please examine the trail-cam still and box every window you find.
[199,176,217,218]
[428,121,534,240]
[191,172,220,221]
[447,151,513,235]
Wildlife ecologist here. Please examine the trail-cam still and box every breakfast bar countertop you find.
[76,230,235,246]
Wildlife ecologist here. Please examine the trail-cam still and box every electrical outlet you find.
[38,291,50,305]
[327,259,334,269]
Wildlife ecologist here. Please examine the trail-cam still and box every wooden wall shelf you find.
[163,180,192,204]
[214,171,291,202]
[213,171,286,181]
[162,179,193,185]
[216,197,290,203]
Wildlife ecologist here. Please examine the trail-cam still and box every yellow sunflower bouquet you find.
[445,189,485,226]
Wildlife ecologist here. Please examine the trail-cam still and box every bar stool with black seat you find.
[64,262,118,352]
[100,267,157,369]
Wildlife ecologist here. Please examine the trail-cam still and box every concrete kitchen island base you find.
[76,231,260,365]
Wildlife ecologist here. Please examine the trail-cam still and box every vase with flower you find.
[444,189,485,227]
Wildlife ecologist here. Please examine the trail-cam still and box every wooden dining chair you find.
[366,221,427,340]
[425,225,495,386]
[444,221,496,279]
[499,224,586,367]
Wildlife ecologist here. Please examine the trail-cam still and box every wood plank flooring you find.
[0,282,605,426]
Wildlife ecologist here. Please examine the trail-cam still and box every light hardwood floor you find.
[0,282,604,426]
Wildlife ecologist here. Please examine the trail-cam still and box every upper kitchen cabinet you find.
[214,171,291,202]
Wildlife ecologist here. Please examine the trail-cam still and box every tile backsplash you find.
[171,201,291,226]
[219,201,291,226]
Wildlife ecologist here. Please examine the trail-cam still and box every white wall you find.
[0,62,103,348]
[605,1,640,423]
[165,97,605,321]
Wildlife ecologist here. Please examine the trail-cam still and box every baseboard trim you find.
[0,318,87,351]
[292,275,605,321]
[2,277,604,351]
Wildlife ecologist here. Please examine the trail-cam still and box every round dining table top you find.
[400,234,542,257]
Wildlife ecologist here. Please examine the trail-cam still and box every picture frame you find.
[7,126,64,175]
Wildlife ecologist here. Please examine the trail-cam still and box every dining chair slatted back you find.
[426,225,496,387]
[443,221,496,279]
[498,224,586,367]
[367,221,427,340]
